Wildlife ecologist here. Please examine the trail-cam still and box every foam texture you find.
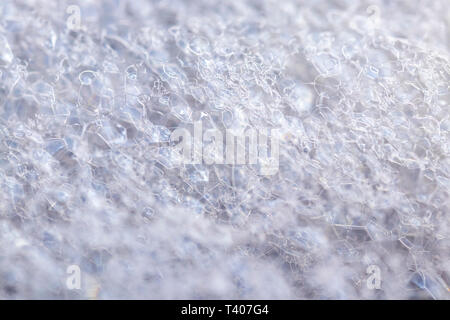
[0,0,449,299]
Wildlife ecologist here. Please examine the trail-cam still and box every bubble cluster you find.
[0,0,449,299]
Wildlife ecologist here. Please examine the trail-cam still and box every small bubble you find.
[189,36,210,55]
[103,60,120,73]
[142,207,154,219]
[366,65,380,79]
[311,52,340,76]
[126,65,138,80]
[79,70,97,85]
[168,26,181,37]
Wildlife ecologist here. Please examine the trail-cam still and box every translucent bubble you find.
[45,139,66,155]
[341,41,360,60]
[0,35,14,65]
[103,60,120,73]
[366,65,380,79]
[79,70,97,85]
[311,52,341,76]
[168,26,181,37]
[126,65,138,80]
[99,121,127,145]
[142,207,154,219]
[162,64,185,81]
[32,81,54,97]
[189,36,210,55]
[147,125,171,143]
[170,94,192,122]
[149,48,170,63]
[175,37,189,52]
[288,84,314,114]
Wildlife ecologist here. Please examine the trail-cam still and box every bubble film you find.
[0,0,449,299]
